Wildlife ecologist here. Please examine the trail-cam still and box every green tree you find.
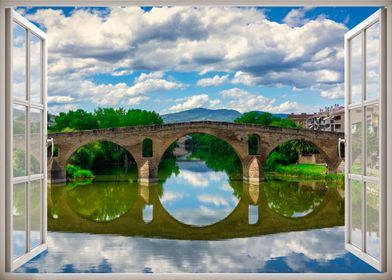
[235,112,299,128]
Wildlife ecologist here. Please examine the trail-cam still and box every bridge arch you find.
[49,138,139,183]
[155,130,246,178]
[264,135,342,174]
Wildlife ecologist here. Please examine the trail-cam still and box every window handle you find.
[338,138,345,159]
[47,138,54,158]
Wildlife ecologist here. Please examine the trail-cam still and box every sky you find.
[18,6,380,115]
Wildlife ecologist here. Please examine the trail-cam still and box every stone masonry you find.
[47,121,344,184]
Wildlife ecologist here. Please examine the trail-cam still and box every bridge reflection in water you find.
[48,181,344,240]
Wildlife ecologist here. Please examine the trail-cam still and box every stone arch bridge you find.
[48,121,344,184]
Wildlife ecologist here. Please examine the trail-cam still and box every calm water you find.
[16,148,377,273]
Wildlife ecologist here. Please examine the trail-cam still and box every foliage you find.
[50,108,163,177]
[158,142,180,183]
[13,148,26,177]
[49,107,163,133]
[66,164,94,179]
[189,133,243,180]
[66,180,138,222]
[263,180,327,218]
[142,138,153,157]
[235,112,300,128]
[235,112,320,170]
[265,143,299,171]
[49,109,99,132]
[248,134,259,155]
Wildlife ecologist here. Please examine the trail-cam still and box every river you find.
[16,147,377,273]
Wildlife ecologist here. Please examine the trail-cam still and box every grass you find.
[267,163,344,183]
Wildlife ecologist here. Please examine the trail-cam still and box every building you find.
[306,104,345,132]
[287,113,313,128]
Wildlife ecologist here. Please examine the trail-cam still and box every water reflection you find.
[264,181,327,218]
[66,181,137,222]
[160,160,239,226]
[15,144,372,273]
[16,228,377,273]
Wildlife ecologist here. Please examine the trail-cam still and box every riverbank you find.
[266,163,344,183]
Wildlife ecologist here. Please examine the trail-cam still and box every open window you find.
[345,8,386,271]
[5,9,48,271]
[0,3,390,278]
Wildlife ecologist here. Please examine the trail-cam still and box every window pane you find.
[366,104,379,177]
[351,179,363,249]
[30,180,42,250]
[13,182,26,260]
[13,105,26,177]
[12,22,26,100]
[366,182,380,260]
[30,109,42,174]
[350,108,363,174]
[30,32,42,103]
[366,22,380,101]
[350,33,362,104]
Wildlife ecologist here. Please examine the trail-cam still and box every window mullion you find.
[25,29,31,254]
[361,29,367,254]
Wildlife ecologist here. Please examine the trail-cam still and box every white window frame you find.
[5,9,48,272]
[344,9,387,271]
[0,1,391,280]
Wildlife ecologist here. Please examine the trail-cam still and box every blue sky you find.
[19,6,379,115]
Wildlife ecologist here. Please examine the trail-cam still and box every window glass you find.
[13,22,26,100]
[30,109,42,174]
[350,34,362,104]
[351,179,363,249]
[366,22,380,101]
[30,180,42,250]
[13,105,26,177]
[366,104,379,177]
[350,108,363,174]
[13,182,26,260]
[366,182,380,260]
[30,32,42,104]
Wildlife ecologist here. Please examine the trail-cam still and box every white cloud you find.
[175,169,209,187]
[320,84,345,99]
[283,7,313,27]
[220,88,250,98]
[231,71,260,86]
[219,88,318,114]
[160,191,186,203]
[16,227,352,273]
[112,69,133,76]
[47,71,183,108]
[26,6,348,109]
[197,194,229,207]
[47,96,74,103]
[196,74,229,87]
[169,94,220,112]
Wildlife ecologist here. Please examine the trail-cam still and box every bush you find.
[66,164,94,179]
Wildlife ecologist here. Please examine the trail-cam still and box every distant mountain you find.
[162,108,242,123]
[162,108,289,123]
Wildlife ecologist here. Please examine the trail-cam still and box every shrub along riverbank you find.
[66,164,94,179]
